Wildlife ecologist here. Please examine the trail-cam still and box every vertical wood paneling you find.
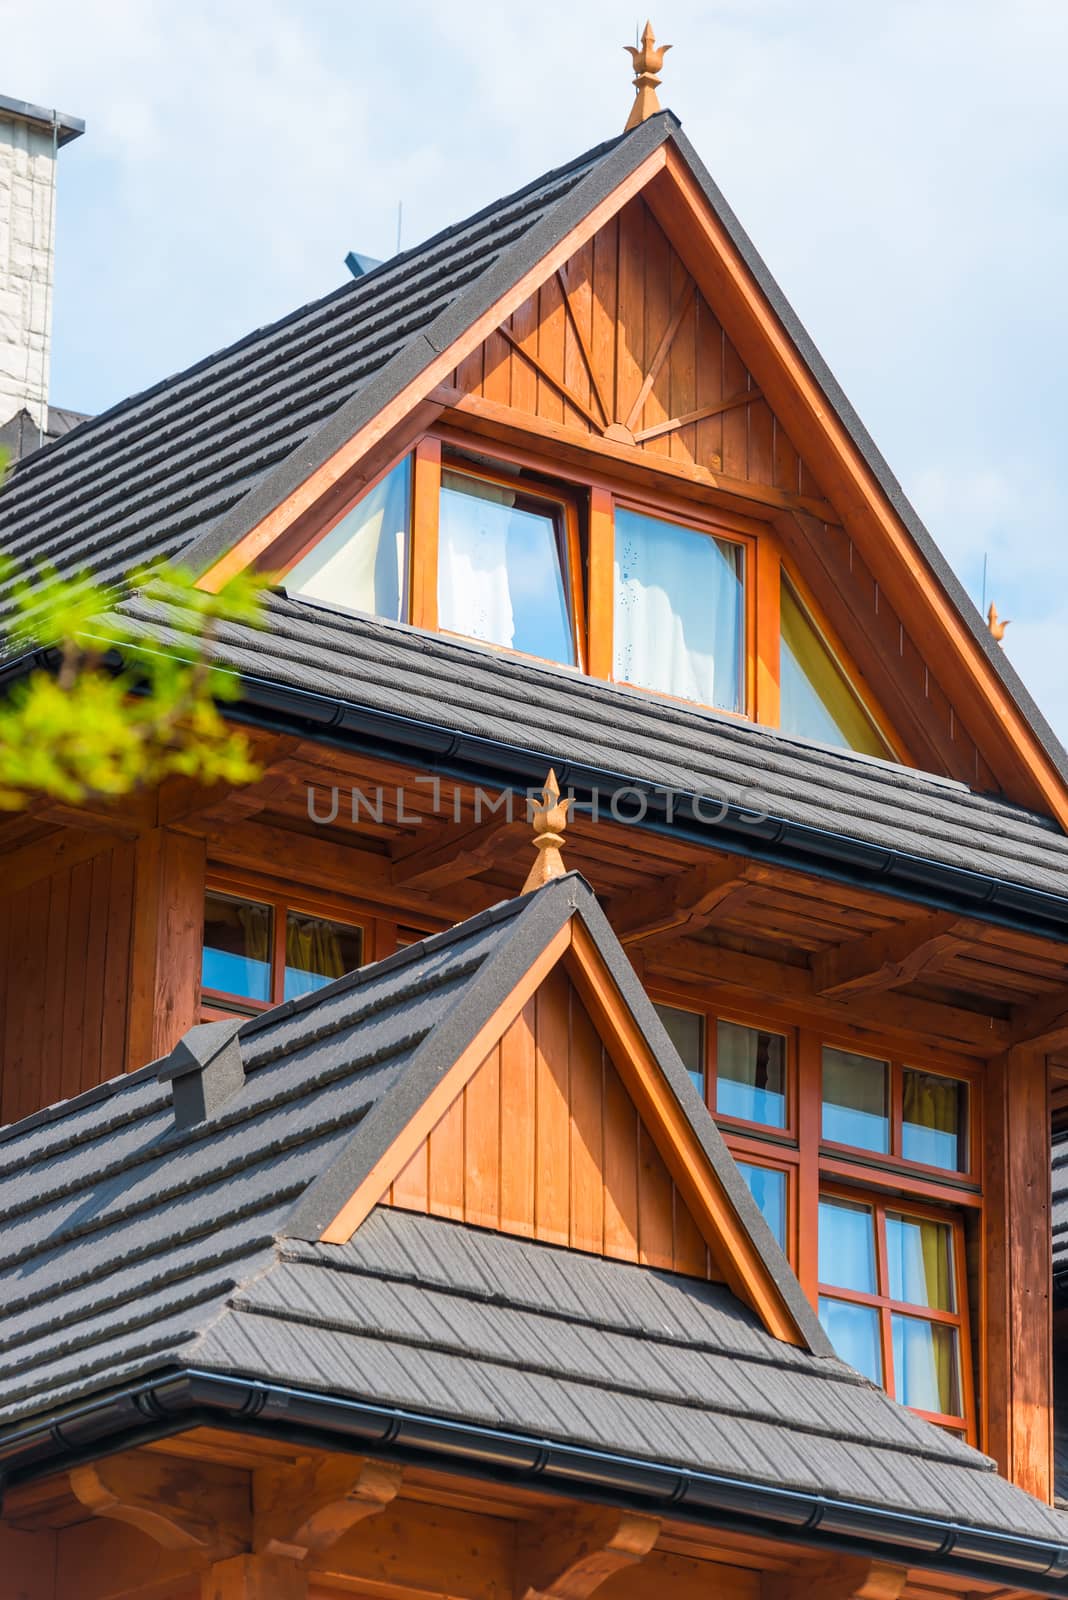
[534,964,571,1246]
[499,1002,536,1235]
[384,968,712,1279]
[0,838,140,1125]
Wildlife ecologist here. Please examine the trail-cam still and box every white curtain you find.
[287,457,410,620]
[613,508,742,710]
[438,474,517,647]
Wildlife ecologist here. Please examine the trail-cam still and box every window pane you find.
[284,913,363,1000]
[654,1003,705,1096]
[903,1069,966,1171]
[780,578,891,757]
[203,893,272,1001]
[438,472,575,664]
[737,1162,786,1250]
[613,508,744,712]
[819,1297,883,1385]
[716,1020,786,1127]
[885,1212,956,1312]
[822,1046,889,1152]
[287,456,410,622]
[892,1314,961,1415]
[819,1196,877,1292]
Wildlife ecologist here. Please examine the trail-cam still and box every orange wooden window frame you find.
[819,1043,979,1185]
[816,1184,977,1440]
[267,425,904,752]
[648,986,983,1434]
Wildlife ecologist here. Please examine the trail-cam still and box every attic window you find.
[438,466,581,666]
[614,507,744,712]
[779,577,890,757]
[286,456,411,622]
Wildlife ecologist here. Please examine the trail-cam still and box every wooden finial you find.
[522,769,571,892]
[987,601,1011,643]
[623,21,671,131]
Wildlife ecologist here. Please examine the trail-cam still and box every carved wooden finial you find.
[987,601,1011,643]
[522,769,571,892]
[623,21,671,131]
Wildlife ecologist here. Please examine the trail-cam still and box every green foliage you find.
[0,450,270,809]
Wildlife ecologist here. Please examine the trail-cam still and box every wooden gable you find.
[385,960,715,1278]
[443,194,999,792]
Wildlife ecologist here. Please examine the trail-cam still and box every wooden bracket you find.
[811,911,973,997]
[609,858,772,944]
[517,1506,660,1600]
[762,1557,908,1600]
[69,1452,249,1561]
[253,1454,403,1562]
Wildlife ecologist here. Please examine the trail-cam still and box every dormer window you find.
[277,432,898,761]
[286,456,411,623]
[438,466,581,666]
[613,507,744,712]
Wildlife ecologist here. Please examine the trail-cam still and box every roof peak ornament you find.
[623,21,671,132]
[987,601,1011,643]
[522,768,571,892]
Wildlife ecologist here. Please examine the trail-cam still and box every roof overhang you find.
[0,93,84,146]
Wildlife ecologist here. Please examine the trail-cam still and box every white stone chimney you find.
[0,94,83,435]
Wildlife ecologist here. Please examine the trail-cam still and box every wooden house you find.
[3,33,1068,1599]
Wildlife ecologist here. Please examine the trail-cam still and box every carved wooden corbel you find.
[762,1556,909,1600]
[253,1453,404,1562]
[517,1506,661,1600]
[69,1451,249,1560]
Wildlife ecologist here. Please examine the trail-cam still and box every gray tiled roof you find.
[112,585,1068,900]
[1,111,1066,897]
[1,875,1065,1553]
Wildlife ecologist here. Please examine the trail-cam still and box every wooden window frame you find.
[818,1044,980,1187]
[270,424,902,752]
[201,870,402,1017]
[817,1184,977,1440]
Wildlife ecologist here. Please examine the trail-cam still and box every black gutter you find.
[224,669,1068,944]
[4,642,1068,943]
[3,1369,1068,1593]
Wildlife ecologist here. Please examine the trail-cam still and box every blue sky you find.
[4,0,1068,743]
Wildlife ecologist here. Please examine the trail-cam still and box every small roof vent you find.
[157,1017,246,1130]
[345,250,382,279]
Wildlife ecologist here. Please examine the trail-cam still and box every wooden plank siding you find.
[0,839,138,1123]
[386,964,714,1278]
[446,194,994,791]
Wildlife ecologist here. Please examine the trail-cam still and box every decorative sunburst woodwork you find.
[449,198,795,490]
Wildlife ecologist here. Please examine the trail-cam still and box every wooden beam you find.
[390,814,520,890]
[633,388,760,444]
[126,827,206,1069]
[517,1507,661,1600]
[498,325,606,432]
[607,859,773,944]
[437,392,836,521]
[1007,987,1068,1053]
[69,1452,248,1560]
[203,1554,306,1600]
[557,268,613,427]
[623,280,695,433]
[254,1455,402,1562]
[646,938,1010,1056]
[982,1043,1053,1497]
[762,1557,907,1600]
[811,912,973,997]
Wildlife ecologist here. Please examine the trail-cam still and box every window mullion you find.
[409,436,442,630]
[587,486,614,679]
[754,539,781,727]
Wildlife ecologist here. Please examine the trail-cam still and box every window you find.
[822,1046,970,1174]
[202,890,364,1012]
[277,434,900,758]
[737,1160,787,1250]
[286,456,410,621]
[438,468,580,665]
[716,1020,786,1128]
[613,507,744,711]
[818,1193,968,1427]
[780,577,891,757]
[654,1002,705,1095]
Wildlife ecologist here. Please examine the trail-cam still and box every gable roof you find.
[1,876,1067,1584]
[3,111,1068,903]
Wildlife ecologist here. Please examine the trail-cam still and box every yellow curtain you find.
[780,580,890,758]
[235,901,271,963]
[285,915,348,983]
